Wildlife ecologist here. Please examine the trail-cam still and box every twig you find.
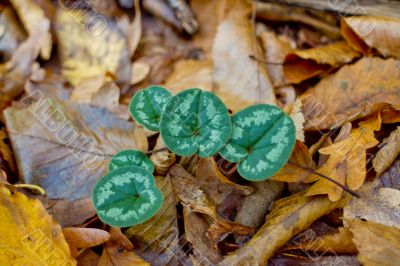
[299,165,360,198]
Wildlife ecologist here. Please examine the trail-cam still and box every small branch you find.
[299,165,360,198]
[145,147,169,155]
[249,55,283,65]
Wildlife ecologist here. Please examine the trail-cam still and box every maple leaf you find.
[306,115,381,201]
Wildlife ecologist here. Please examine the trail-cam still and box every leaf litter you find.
[0,0,400,265]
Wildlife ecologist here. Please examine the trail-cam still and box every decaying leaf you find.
[169,164,254,242]
[373,126,400,176]
[163,59,213,94]
[379,158,400,190]
[130,62,150,85]
[0,185,75,265]
[212,0,276,111]
[63,227,110,249]
[99,227,149,266]
[301,57,400,130]
[4,99,147,200]
[10,0,52,59]
[289,99,306,142]
[284,227,357,255]
[306,115,381,201]
[124,176,181,266]
[150,137,176,175]
[283,41,361,84]
[0,7,26,61]
[341,16,400,58]
[346,219,400,266]
[219,190,350,266]
[55,8,131,85]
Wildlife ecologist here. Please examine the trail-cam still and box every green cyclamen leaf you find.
[159,88,231,158]
[108,149,154,173]
[219,104,296,181]
[93,166,163,227]
[130,86,172,131]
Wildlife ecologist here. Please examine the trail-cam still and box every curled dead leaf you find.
[372,126,400,176]
[150,137,176,175]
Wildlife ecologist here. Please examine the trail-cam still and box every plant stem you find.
[298,165,360,198]
[145,147,169,155]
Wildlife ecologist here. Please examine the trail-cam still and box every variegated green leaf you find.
[130,86,172,131]
[159,88,231,157]
[109,149,154,173]
[93,166,163,227]
[220,104,296,181]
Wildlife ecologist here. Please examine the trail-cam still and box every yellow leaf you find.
[373,126,400,176]
[300,57,400,130]
[341,16,400,58]
[306,115,381,201]
[219,190,350,265]
[346,220,400,266]
[283,41,360,84]
[0,185,75,265]
[55,8,131,86]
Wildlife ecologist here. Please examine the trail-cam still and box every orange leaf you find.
[341,16,400,58]
[284,41,360,83]
[63,228,110,249]
[306,115,381,201]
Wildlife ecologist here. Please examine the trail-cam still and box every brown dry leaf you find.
[219,190,350,265]
[76,249,100,266]
[4,99,147,200]
[344,182,400,229]
[169,164,254,243]
[346,219,400,266]
[284,227,357,255]
[55,8,131,86]
[0,21,48,111]
[183,207,223,265]
[150,136,176,175]
[124,176,182,266]
[379,158,400,190]
[0,185,75,265]
[269,256,359,266]
[257,24,295,87]
[212,0,276,111]
[306,115,381,201]
[10,0,52,60]
[163,59,213,94]
[272,141,316,182]
[99,228,149,266]
[0,7,26,61]
[300,57,400,130]
[130,62,150,85]
[372,126,400,176]
[0,128,16,174]
[194,158,253,205]
[341,16,400,58]
[234,180,284,230]
[63,228,110,249]
[289,99,306,142]
[283,41,361,84]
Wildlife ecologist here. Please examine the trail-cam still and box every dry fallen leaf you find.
[4,99,147,200]
[212,0,276,111]
[372,126,400,176]
[219,190,350,265]
[0,185,75,265]
[63,227,110,249]
[272,141,316,183]
[10,0,52,59]
[0,7,26,61]
[306,115,381,201]
[379,158,400,190]
[284,227,357,255]
[301,57,400,130]
[283,41,361,84]
[150,136,176,175]
[55,8,131,86]
[289,99,306,142]
[346,219,400,266]
[124,176,181,266]
[341,16,400,58]
[163,59,213,94]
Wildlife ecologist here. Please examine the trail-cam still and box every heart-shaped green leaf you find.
[130,85,172,131]
[219,104,296,181]
[159,88,231,157]
[93,166,163,227]
[108,149,154,173]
